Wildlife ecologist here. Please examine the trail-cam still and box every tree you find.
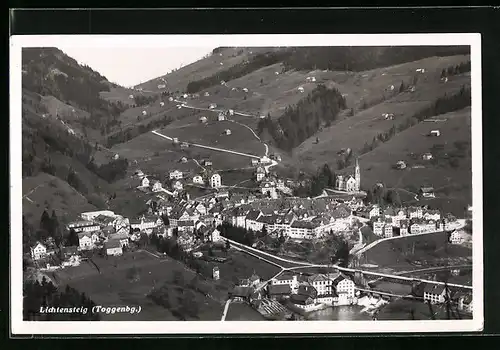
[50,210,62,246]
[161,213,170,226]
[399,81,406,93]
[40,209,52,235]
[66,228,79,246]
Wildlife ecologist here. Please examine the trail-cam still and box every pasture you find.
[361,231,472,272]
[22,173,97,226]
[54,250,225,321]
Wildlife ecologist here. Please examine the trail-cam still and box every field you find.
[99,87,158,107]
[53,250,225,321]
[361,231,472,272]
[22,173,97,225]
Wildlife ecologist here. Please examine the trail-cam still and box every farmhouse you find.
[160,101,165,107]
[204,92,210,97]
[169,170,183,180]
[105,239,123,256]
[210,173,222,188]
[429,130,441,137]
[228,109,234,116]
[181,142,189,149]
[396,160,407,169]
[255,166,266,182]
[31,242,47,261]
[423,284,446,304]
[199,116,208,123]
[172,180,184,191]
[142,110,147,116]
[152,181,163,192]
[242,88,249,93]
[78,232,99,250]
[223,129,232,135]
[193,175,204,185]
[180,157,188,163]
[422,152,433,160]
[251,159,260,166]
[141,177,150,187]
[209,103,217,109]
[218,112,226,121]
[420,187,435,198]
[204,160,213,166]
[298,86,305,93]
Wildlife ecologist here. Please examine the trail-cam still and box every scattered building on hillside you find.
[210,173,222,188]
[396,160,407,169]
[209,103,217,109]
[429,130,441,137]
[228,109,234,116]
[31,242,47,261]
[141,177,150,187]
[152,180,163,192]
[251,159,260,166]
[416,68,426,73]
[298,86,305,93]
[422,152,433,160]
[242,88,249,93]
[168,97,174,102]
[142,110,147,116]
[199,116,208,123]
[181,142,189,149]
[169,170,183,180]
[78,232,99,250]
[255,166,266,182]
[204,92,210,97]
[218,112,226,121]
[204,160,212,167]
[180,157,188,163]
[193,175,204,185]
[420,187,435,198]
[172,180,184,191]
[160,101,165,107]
[223,129,232,135]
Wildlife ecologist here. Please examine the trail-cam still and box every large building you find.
[335,158,361,192]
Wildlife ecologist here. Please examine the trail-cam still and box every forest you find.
[257,84,347,151]
[186,50,292,93]
[282,46,470,72]
[23,277,100,321]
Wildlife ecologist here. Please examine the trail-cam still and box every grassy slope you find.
[136,47,277,93]
[22,172,97,225]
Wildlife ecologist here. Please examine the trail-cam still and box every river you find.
[305,306,373,321]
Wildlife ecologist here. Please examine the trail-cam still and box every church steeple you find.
[355,157,361,191]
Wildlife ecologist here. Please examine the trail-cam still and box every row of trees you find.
[23,277,100,321]
[217,222,262,246]
[440,60,471,78]
[258,85,347,151]
[23,209,64,256]
[186,50,292,93]
[293,163,338,197]
[134,94,159,107]
[281,46,470,72]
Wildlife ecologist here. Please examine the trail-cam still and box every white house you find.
[204,92,210,97]
[199,116,208,123]
[369,205,380,219]
[218,112,226,121]
[193,175,204,185]
[430,130,441,137]
[373,219,385,237]
[31,242,47,261]
[105,239,123,256]
[251,159,260,166]
[242,88,248,93]
[210,173,222,188]
[423,284,446,304]
[422,152,432,160]
[160,101,165,107]
[141,177,150,187]
[228,109,234,116]
[255,166,266,182]
[209,103,217,109]
[173,180,184,191]
[152,181,163,192]
[158,84,166,89]
[223,129,232,135]
[333,275,356,305]
[169,170,183,180]
[78,233,95,250]
[449,230,466,245]
[298,86,305,93]
[142,110,147,116]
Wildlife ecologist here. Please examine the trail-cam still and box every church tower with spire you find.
[355,157,361,191]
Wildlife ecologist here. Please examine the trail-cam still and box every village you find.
[27,154,473,321]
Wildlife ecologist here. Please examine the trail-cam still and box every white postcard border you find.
[10,33,483,335]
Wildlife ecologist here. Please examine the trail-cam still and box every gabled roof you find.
[105,239,122,249]
[423,283,446,295]
[246,210,262,221]
[230,286,252,298]
[268,284,292,295]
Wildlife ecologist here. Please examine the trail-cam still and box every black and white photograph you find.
[10,34,483,335]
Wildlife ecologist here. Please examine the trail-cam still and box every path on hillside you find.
[151,129,278,172]
[173,100,272,158]
[192,158,206,171]
[220,299,232,321]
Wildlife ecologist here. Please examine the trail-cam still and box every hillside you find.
[21,45,473,221]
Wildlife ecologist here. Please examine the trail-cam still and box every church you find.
[335,158,361,192]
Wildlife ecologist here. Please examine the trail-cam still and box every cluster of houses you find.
[229,270,358,314]
[359,204,461,238]
[422,284,473,313]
